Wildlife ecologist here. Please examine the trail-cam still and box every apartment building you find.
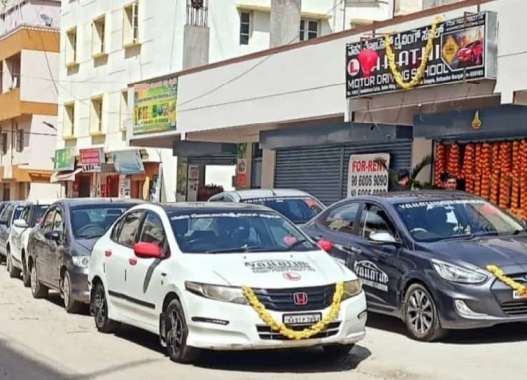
[0,0,61,201]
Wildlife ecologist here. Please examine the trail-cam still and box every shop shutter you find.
[274,140,412,206]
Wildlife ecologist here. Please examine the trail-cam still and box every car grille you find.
[251,284,336,312]
[501,300,527,316]
[257,322,341,340]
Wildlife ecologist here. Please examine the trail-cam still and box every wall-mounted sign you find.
[347,153,390,197]
[112,150,144,175]
[133,77,177,135]
[54,148,75,172]
[346,12,497,98]
[79,148,104,173]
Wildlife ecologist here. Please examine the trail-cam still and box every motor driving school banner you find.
[347,153,390,197]
[346,12,497,98]
[133,77,178,135]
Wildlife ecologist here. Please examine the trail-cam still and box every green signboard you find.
[133,77,177,135]
[54,148,75,171]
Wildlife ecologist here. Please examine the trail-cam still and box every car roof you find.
[57,198,144,207]
[160,202,272,215]
[216,189,313,201]
[350,190,478,205]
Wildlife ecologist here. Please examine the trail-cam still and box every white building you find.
[0,0,61,201]
[57,0,397,201]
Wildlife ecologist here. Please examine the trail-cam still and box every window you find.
[66,27,78,65]
[321,203,360,234]
[92,15,107,57]
[90,96,103,133]
[1,133,7,154]
[239,11,250,45]
[123,1,140,47]
[64,103,75,137]
[120,90,129,132]
[19,206,31,224]
[72,206,128,239]
[42,209,56,232]
[117,211,144,247]
[16,128,24,152]
[300,19,319,41]
[53,210,64,234]
[360,204,396,240]
[139,212,167,251]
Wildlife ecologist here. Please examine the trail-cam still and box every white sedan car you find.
[89,203,367,363]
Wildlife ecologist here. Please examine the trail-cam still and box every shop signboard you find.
[346,12,497,98]
[54,148,75,172]
[112,150,144,175]
[133,77,177,135]
[347,153,390,197]
[79,148,104,173]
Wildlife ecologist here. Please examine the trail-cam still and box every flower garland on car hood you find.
[487,265,527,296]
[243,282,344,340]
[384,17,442,90]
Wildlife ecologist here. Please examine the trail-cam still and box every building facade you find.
[0,0,61,201]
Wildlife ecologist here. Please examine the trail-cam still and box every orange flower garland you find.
[448,144,460,179]
[462,144,475,193]
[434,144,446,187]
[480,144,491,200]
[521,140,527,219]
[511,141,521,213]
[490,143,500,204]
[474,144,482,196]
[498,142,511,210]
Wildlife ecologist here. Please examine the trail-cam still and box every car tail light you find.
[318,239,334,252]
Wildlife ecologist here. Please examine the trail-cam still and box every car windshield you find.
[170,211,317,254]
[243,197,324,224]
[71,205,128,239]
[396,199,525,242]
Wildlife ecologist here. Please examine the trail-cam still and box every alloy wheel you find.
[30,265,37,294]
[167,309,184,356]
[63,274,71,308]
[406,289,434,336]
[94,285,108,328]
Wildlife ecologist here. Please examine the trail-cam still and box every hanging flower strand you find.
[384,16,442,90]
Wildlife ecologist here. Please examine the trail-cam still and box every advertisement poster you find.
[112,150,144,175]
[236,158,248,188]
[347,153,390,197]
[119,175,131,199]
[133,77,177,135]
[346,12,497,98]
[187,164,200,202]
[54,148,75,172]
[79,148,104,173]
[176,157,188,202]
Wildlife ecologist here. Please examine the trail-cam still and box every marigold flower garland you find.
[486,265,527,296]
[384,17,442,90]
[242,282,344,340]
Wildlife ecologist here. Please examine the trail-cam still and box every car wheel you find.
[30,262,48,299]
[22,255,30,287]
[62,271,83,314]
[92,282,118,333]
[7,249,20,279]
[322,344,354,357]
[166,299,200,364]
[404,283,446,341]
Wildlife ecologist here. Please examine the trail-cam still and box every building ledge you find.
[0,89,57,121]
[235,3,331,20]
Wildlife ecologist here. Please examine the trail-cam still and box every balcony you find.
[0,88,57,121]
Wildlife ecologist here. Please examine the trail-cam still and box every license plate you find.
[513,290,527,299]
[283,313,322,326]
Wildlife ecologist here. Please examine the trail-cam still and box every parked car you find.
[7,201,53,285]
[89,203,366,363]
[209,189,325,225]
[0,202,26,262]
[303,191,527,341]
[28,199,141,313]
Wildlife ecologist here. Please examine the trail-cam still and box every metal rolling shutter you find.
[274,140,412,206]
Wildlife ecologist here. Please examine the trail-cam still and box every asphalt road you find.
[0,265,526,380]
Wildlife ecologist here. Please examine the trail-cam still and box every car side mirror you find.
[45,230,62,242]
[318,239,334,253]
[133,242,164,259]
[369,231,399,245]
[14,219,28,228]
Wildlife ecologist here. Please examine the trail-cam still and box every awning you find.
[51,168,82,183]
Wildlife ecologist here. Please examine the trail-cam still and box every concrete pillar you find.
[411,138,433,185]
[270,0,301,48]
[183,25,210,69]
[261,149,276,188]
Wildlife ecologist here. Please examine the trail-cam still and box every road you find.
[0,267,526,380]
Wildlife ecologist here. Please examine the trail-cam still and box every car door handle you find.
[129,257,137,266]
[105,250,112,257]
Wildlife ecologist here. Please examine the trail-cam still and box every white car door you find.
[11,205,30,264]
[125,211,169,330]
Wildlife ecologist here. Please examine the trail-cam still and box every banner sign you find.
[54,148,75,172]
[346,12,497,98]
[347,153,390,197]
[79,148,104,173]
[133,77,177,135]
[112,150,144,175]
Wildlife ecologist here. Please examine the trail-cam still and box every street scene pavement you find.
[1,268,525,380]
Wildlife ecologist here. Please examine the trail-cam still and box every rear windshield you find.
[243,197,324,224]
[71,205,131,239]
[169,211,317,254]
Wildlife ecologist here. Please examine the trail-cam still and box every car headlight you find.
[432,260,487,284]
[185,282,247,305]
[341,279,362,300]
[72,256,90,268]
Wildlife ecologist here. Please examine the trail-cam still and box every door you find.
[126,211,168,328]
[0,205,14,255]
[47,208,66,287]
[11,205,30,264]
[34,208,56,284]
[353,203,405,314]
[107,210,145,319]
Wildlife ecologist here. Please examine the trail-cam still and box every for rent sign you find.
[347,153,390,197]
[346,12,497,98]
